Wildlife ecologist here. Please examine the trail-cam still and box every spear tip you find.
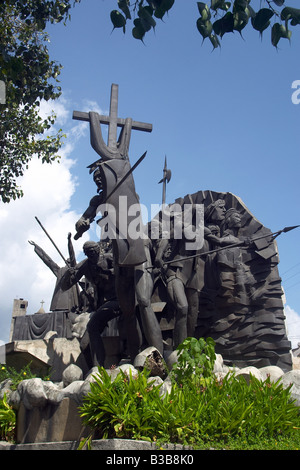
[283,225,300,233]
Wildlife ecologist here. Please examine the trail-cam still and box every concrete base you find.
[0,438,191,451]
[16,397,90,444]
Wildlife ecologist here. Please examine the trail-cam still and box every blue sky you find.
[0,0,300,347]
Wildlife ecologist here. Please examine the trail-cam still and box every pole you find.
[104,151,147,202]
[35,217,70,267]
[158,155,171,207]
[152,225,300,267]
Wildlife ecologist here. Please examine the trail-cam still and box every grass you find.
[189,433,300,450]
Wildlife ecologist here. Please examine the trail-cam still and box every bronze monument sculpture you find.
[27,84,296,372]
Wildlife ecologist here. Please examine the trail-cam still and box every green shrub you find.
[0,363,42,442]
[0,363,50,390]
[79,367,163,442]
[171,336,216,384]
[0,394,16,442]
[79,338,300,448]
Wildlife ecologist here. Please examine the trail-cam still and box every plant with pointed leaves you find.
[0,394,16,442]
[110,0,175,41]
[110,1,300,49]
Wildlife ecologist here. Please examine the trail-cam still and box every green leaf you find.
[132,19,146,41]
[211,0,231,12]
[154,0,175,19]
[271,22,291,47]
[197,2,211,20]
[233,0,249,12]
[213,12,234,37]
[281,7,300,26]
[251,8,274,34]
[118,0,131,20]
[233,10,249,32]
[110,10,126,29]
[196,18,213,38]
[138,6,156,31]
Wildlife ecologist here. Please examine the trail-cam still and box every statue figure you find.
[73,84,151,267]
[74,164,164,355]
[201,200,251,300]
[217,208,254,303]
[204,199,226,238]
[61,240,121,366]
[154,207,203,347]
[28,234,80,312]
[203,206,254,304]
[134,224,164,354]
[74,167,104,240]
[66,85,293,371]
[73,84,166,360]
[72,84,155,361]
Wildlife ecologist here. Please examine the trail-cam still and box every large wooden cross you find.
[73,84,152,152]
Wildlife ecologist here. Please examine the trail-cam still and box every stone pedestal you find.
[16,398,89,444]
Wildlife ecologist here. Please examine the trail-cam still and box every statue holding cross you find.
[72,84,164,361]
[73,83,152,267]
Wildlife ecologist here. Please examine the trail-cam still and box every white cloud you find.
[39,97,69,126]
[284,305,300,349]
[81,99,105,116]
[0,96,90,344]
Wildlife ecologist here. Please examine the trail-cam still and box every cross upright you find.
[73,84,152,160]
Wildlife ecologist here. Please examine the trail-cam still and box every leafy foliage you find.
[0,362,52,441]
[110,1,300,49]
[0,0,81,203]
[171,336,216,385]
[1,1,298,203]
[0,394,16,442]
[79,337,300,449]
[79,367,164,444]
[0,363,50,390]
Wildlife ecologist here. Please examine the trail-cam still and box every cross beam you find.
[73,110,153,133]
[73,84,152,151]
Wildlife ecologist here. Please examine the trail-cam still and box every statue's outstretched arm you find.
[74,194,103,240]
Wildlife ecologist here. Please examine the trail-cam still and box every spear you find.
[271,225,300,240]
[35,216,70,267]
[74,151,147,239]
[105,151,147,202]
[158,155,171,206]
[156,225,300,267]
[34,218,88,302]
